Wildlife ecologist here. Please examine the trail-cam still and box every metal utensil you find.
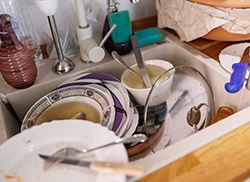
[39,154,146,176]
[41,134,147,170]
[225,46,250,93]
[169,90,189,116]
[70,112,86,120]
[111,51,143,80]
[130,34,152,88]
[245,52,250,90]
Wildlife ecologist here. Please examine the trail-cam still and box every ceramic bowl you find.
[21,85,116,131]
[121,59,174,106]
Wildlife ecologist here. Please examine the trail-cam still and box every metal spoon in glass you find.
[111,51,144,81]
[42,133,147,170]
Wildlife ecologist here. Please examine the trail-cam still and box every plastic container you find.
[0,14,37,89]
[0,0,43,65]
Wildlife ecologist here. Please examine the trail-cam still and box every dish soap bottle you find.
[0,14,37,89]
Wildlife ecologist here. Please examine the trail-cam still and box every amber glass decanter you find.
[0,14,37,89]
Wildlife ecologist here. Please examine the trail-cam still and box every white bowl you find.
[21,85,116,131]
[121,59,174,106]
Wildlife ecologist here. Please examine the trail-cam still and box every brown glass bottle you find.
[0,14,37,89]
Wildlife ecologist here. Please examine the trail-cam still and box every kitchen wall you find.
[27,0,157,45]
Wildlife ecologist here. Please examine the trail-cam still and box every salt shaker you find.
[0,14,37,89]
[0,0,43,65]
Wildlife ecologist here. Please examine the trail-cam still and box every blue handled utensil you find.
[225,46,250,93]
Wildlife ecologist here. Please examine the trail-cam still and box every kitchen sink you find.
[1,28,250,181]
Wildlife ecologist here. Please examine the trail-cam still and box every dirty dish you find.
[21,85,115,131]
[121,59,174,106]
[0,120,128,182]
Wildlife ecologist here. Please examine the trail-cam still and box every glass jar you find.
[0,0,43,65]
[211,106,233,124]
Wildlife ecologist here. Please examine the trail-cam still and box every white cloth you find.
[156,0,250,41]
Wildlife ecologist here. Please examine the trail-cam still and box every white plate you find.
[58,79,129,135]
[219,43,250,78]
[120,106,139,138]
[80,83,125,133]
[0,120,128,182]
[21,85,115,131]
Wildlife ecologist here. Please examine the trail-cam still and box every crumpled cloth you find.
[156,0,250,41]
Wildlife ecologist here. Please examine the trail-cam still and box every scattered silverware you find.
[41,134,147,170]
[70,112,86,120]
[111,51,143,80]
[225,46,250,93]
[39,154,146,176]
[130,34,152,88]
[169,90,188,116]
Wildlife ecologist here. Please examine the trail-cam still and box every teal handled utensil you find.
[225,46,250,93]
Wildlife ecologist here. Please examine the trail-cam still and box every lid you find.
[143,65,215,153]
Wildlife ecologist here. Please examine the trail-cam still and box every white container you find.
[121,59,174,106]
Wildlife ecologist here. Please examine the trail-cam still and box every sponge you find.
[107,10,132,44]
[134,28,162,47]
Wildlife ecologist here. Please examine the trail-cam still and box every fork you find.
[42,134,147,170]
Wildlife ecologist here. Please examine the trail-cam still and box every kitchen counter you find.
[136,28,250,182]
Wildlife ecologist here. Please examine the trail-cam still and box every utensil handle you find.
[90,161,146,176]
[225,62,248,93]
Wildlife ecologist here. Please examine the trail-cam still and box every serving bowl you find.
[121,59,174,106]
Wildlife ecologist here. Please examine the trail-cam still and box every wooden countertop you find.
[137,121,250,182]
[131,18,250,182]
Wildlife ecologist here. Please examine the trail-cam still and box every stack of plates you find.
[22,72,138,138]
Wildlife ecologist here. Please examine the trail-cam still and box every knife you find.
[39,154,146,176]
[225,46,250,93]
[130,34,152,88]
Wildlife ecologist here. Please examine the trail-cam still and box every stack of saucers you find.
[55,72,138,137]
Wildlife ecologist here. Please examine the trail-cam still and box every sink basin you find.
[1,28,250,181]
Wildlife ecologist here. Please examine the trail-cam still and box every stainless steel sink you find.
[1,28,250,181]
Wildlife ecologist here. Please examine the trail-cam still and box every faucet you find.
[107,0,140,14]
[75,0,139,63]
[74,0,105,63]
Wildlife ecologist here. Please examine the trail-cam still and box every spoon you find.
[70,112,86,120]
[111,51,144,81]
[42,133,147,170]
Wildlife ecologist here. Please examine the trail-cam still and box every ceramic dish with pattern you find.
[58,72,130,112]
[56,81,127,134]
[21,85,116,132]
